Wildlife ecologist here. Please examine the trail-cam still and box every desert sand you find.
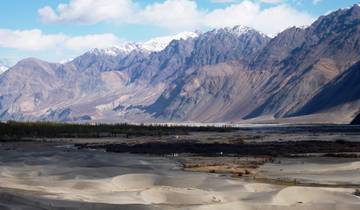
[0,143,359,210]
[258,157,360,186]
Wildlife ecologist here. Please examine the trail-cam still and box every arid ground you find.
[1,125,360,210]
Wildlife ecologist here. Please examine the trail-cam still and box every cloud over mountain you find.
[38,0,314,36]
[0,29,122,51]
[2,4,359,124]
[38,0,134,24]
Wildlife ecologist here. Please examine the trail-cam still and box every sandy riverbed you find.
[0,143,359,210]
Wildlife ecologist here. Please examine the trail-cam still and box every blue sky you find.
[0,0,359,64]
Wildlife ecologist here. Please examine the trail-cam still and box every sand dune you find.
[0,146,359,209]
[259,157,360,185]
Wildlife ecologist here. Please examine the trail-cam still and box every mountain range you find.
[1,4,360,124]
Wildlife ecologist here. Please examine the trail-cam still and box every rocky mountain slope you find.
[245,5,360,120]
[145,4,360,123]
[294,61,360,122]
[0,4,360,124]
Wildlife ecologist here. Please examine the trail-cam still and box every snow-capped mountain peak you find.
[226,25,253,36]
[118,43,141,53]
[140,31,199,52]
[210,25,268,38]
[86,31,199,57]
[86,27,266,59]
[0,65,8,74]
[0,59,11,75]
[89,47,127,57]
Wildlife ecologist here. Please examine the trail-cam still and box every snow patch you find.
[226,25,253,36]
[88,31,199,57]
[89,47,127,57]
[0,59,11,74]
[211,25,268,38]
[0,65,8,74]
[140,31,199,52]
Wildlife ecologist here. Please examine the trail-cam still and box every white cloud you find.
[65,34,122,50]
[255,4,313,35]
[39,0,203,30]
[211,0,237,3]
[136,0,203,30]
[204,1,259,29]
[203,1,313,36]
[0,28,122,51]
[0,29,66,51]
[259,0,284,4]
[38,0,314,36]
[213,0,284,3]
[312,0,322,5]
[39,0,134,24]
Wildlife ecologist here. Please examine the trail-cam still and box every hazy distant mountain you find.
[1,4,360,124]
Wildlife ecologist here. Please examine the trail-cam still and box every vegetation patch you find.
[0,121,237,139]
[77,140,360,156]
